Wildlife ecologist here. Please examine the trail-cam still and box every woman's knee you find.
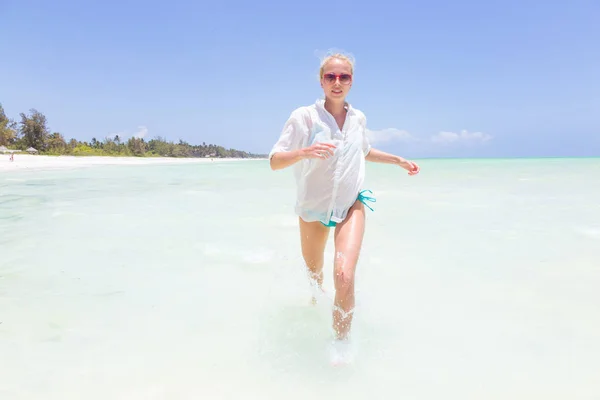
[334,253,355,292]
[302,252,324,270]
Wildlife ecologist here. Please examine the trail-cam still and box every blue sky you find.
[1,0,598,158]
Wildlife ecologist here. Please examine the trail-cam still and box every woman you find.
[269,52,420,345]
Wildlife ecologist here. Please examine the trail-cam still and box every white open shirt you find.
[269,99,372,225]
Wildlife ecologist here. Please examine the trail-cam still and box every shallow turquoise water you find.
[1,158,599,399]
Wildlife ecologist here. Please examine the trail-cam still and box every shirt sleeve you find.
[269,108,308,160]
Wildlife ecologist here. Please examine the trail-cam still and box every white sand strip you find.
[0,154,265,172]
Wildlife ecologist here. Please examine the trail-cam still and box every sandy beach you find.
[0,154,263,172]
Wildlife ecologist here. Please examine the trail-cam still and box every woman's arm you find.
[365,148,420,175]
[269,149,305,170]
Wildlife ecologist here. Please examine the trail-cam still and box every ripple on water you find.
[0,213,24,222]
[0,194,49,209]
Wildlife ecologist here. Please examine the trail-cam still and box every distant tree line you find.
[0,103,266,158]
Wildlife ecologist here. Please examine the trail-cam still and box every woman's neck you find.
[324,98,346,116]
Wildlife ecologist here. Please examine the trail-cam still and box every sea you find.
[1,157,599,399]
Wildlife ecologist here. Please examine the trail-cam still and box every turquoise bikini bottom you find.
[320,189,376,227]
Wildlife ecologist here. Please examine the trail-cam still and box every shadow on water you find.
[257,302,360,383]
[259,303,330,367]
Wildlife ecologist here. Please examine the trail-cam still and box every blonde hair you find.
[318,50,356,79]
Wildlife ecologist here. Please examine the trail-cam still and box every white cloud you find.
[366,128,416,144]
[133,126,148,139]
[431,130,492,145]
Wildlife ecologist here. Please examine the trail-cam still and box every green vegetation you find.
[0,103,266,158]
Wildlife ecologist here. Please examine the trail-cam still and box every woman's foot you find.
[310,284,327,305]
[329,338,354,366]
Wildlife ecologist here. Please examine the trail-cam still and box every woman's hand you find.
[398,158,420,175]
[301,142,337,159]
[270,142,337,170]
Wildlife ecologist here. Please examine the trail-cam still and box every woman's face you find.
[320,58,353,101]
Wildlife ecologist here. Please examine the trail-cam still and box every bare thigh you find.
[299,217,330,274]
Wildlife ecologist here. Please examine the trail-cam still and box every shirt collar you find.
[315,98,353,115]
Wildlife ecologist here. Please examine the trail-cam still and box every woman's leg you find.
[299,217,331,301]
[332,200,366,340]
